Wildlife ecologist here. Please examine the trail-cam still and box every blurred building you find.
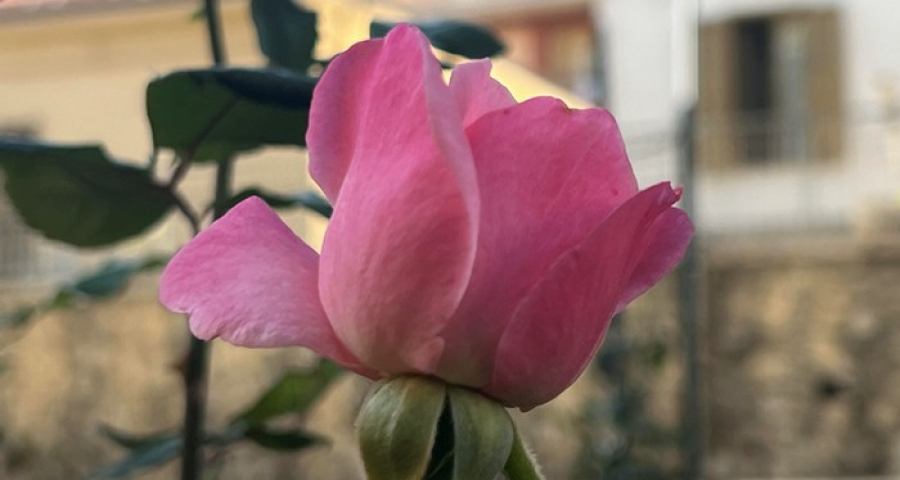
[605,0,900,237]
[601,1,900,479]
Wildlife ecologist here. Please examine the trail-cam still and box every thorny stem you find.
[180,0,229,478]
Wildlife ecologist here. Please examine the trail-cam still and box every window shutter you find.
[806,9,843,161]
[699,21,738,169]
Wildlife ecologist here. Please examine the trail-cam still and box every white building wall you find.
[602,0,690,126]
[599,0,900,235]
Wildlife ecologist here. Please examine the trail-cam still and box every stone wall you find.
[701,233,900,479]
[5,232,900,479]
[561,230,900,480]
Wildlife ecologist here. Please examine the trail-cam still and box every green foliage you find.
[89,361,338,479]
[98,424,178,451]
[0,140,176,247]
[251,0,318,73]
[221,188,332,218]
[146,68,316,161]
[88,425,323,479]
[0,256,167,332]
[370,20,505,59]
[233,360,343,426]
[67,257,167,298]
[88,427,183,480]
[242,427,323,451]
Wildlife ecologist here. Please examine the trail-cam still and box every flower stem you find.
[504,428,545,480]
[180,335,209,480]
[202,0,226,66]
[180,1,229,479]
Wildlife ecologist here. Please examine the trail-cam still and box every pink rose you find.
[159,25,693,410]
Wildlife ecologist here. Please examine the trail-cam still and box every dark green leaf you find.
[293,191,332,218]
[233,361,343,426]
[244,427,324,451]
[371,20,505,58]
[87,435,182,479]
[64,256,166,299]
[251,0,318,73]
[0,140,176,247]
[223,188,332,218]
[147,68,316,161]
[98,424,178,452]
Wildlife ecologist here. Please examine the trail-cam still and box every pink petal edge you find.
[485,183,690,409]
[159,197,367,374]
[436,97,639,387]
[449,59,517,127]
[307,36,384,204]
[616,205,694,313]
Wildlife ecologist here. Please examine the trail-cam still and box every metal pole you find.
[677,105,702,480]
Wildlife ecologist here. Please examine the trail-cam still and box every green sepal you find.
[358,376,447,480]
[447,386,514,480]
[504,425,546,480]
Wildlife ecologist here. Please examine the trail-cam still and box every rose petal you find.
[485,183,689,409]
[435,98,638,386]
[616,205,694,313]
[306,37,383,204]
[449,59,517,127]
[316,25,479,375]
[159,197,365,372]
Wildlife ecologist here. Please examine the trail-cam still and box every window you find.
[698,9,843,168]
[736,19,775,161]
